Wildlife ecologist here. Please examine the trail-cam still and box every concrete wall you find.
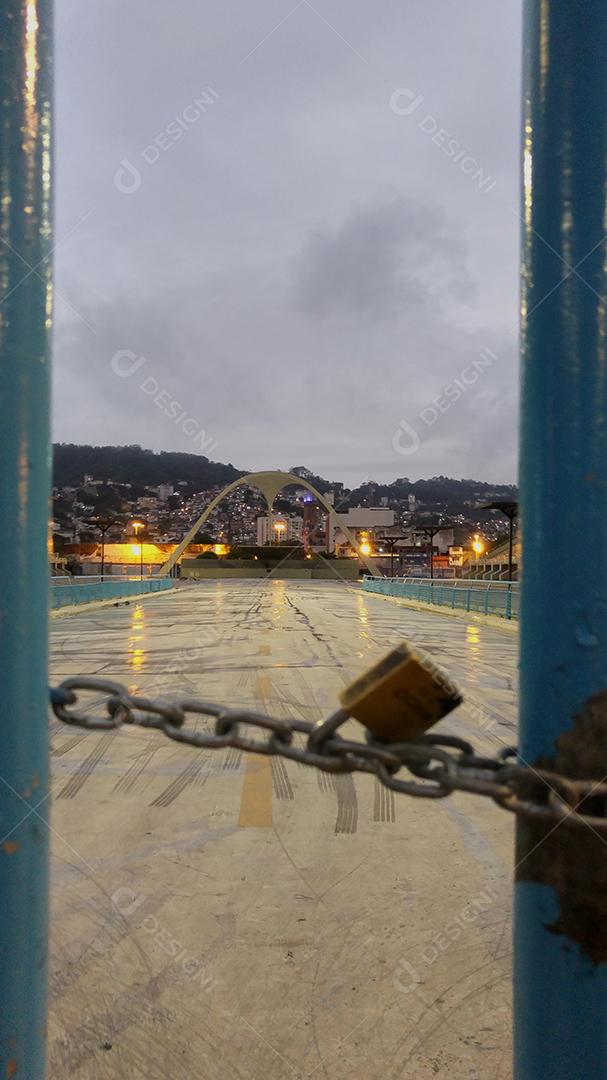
[335,508,395,528]
[181,559,359,580]
[51,577,173,609]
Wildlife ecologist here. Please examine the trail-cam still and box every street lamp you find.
[273,520,286,542]
[359,541,372,557]
[131,520,145,579]
[472,534,485,571]
[87,518,116,580]
[481,500,518,581]
[379,535,408,578]
[414,522,452,580]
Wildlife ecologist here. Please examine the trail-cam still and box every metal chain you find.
[49,677,607,832]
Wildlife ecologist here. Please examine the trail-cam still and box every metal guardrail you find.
[50,576,172,609]
[50,574,146,585]
[362,576,519,620]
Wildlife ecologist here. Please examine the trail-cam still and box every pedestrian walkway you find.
[48,580,516,1079]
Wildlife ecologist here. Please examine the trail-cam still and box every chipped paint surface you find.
[517,692,607,963]
[0,0,53,1077]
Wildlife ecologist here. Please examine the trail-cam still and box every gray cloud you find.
[294,198,473,320]
[52,0,521,486]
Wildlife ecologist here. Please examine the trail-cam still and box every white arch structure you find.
[157,470,381,577]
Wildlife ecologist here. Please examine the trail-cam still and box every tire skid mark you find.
[149,756,207,808]
[315,758,359,832]
[271,757,293,800]
[113,740,160,793]
[56,734,115,800]
[317,770,333,794]
[223,746,242,770]
[334,773,358,834]
[373,778,396,823]
[52,733,90,758]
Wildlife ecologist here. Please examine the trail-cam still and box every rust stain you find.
[517,690,607,963]
[6,1059,17,1077]
[2,842,19,855]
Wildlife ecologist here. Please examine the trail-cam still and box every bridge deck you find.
[48,580,516,1079]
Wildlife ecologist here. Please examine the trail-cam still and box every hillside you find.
[52,444,517,520]
[53,444,244,491]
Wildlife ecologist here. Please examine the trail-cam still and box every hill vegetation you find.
[52,444,517,519]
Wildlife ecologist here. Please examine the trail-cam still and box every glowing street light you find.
[274,521,286,541]
[481,500,518,581]
[359,541,372,557]
[131,520,145,579]
[472,534,485,563]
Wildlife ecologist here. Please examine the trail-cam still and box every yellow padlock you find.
[339,641,462,743]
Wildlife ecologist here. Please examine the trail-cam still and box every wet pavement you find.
[48,579,517,1079]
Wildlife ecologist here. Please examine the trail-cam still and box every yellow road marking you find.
[238,754,273,827]
[255,674,274,696]
[238,674,274,827]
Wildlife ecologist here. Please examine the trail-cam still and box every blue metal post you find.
[517,3,607,1077]
[0,2,53,1076]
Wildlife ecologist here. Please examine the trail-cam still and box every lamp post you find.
[379,535,408,578]
[481,500,518,581]
[88,518,116,580]
[472,533,485,572]
[131,520,145,579]
[415,523,450,580]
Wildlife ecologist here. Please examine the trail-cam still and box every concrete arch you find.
[157,470,381,576]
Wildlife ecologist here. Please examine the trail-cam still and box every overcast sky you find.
[54,0,521,486]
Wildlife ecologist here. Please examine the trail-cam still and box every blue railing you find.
[51,576,173,609]
[362,576,519,620]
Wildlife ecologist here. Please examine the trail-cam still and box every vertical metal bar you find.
[0,2,52,1076]
[517,3,607,1078]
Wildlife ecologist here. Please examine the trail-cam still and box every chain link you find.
[49,677,607,832]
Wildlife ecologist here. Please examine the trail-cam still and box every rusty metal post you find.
[0,1,53,1075]
[517,2,607,1076]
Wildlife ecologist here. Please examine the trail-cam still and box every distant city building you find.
[335,507,395,530]
[157,483,174,502]
[256,514,303,545]
[330,506,395,553]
